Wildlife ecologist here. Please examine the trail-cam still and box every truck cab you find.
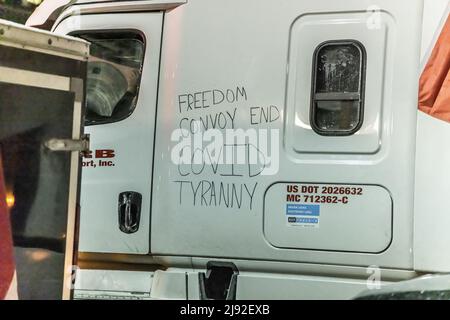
[28,0,450,299]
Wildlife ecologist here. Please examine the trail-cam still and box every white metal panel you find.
[420,0,449,63]
[74,269,153,292]
[150,270,187,300]
[264,183,392,252]
[414,112,450,272]
[55,12,163,254]
[0,18,88,59]
[152,0,423,270]
[190,257,419,282]
[54,0,186,29]
[236,273,390,300]
[285,12,391,154]
[73,269,154,299]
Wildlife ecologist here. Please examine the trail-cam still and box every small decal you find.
[286,204,320,228]
[82,149,116,168]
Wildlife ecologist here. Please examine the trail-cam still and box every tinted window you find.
[311,41,366,136]
[75,32,145,126]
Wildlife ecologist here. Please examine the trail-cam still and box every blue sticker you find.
[286,204,320,227]
[286,204,320,216]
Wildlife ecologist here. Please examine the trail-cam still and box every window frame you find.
[310,39,367,136]
[70,29,147,126]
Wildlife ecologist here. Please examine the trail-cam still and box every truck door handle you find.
[118,191,142,234]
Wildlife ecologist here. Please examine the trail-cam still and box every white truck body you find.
[39,0,450,299]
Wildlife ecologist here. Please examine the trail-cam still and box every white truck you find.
[28,0,450,299]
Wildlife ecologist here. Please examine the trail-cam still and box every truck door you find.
[54,12,163,254]
[150,0,423,274]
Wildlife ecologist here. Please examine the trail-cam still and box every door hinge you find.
[44,134,90,153]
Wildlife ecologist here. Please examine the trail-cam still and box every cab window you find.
[311,40,366,136]
[74,31,145,126]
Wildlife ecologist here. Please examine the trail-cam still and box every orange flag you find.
[419,14,450,121]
